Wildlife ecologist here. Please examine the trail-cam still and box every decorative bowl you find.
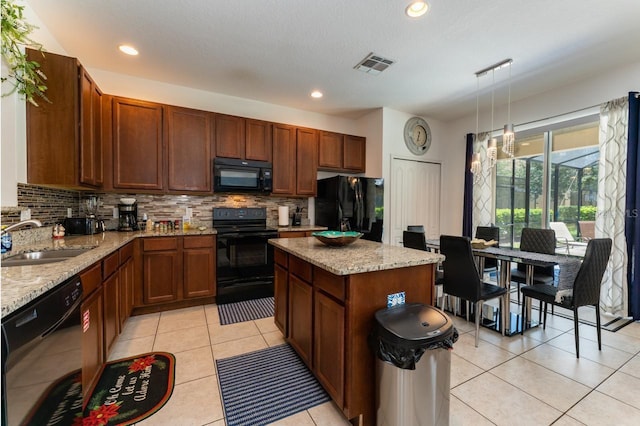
[312,231,363,247]
[120,197,136,205]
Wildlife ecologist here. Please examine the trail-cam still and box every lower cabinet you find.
[119,249,135,330]
[314,290,345,407]
[142,237,181,304]
[274,263,288,335]
[80,278,104,399]
[140,235,216,307]
[102,271,119,356]
[287,274,313,367]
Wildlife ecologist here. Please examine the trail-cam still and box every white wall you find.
[439,59,640,235]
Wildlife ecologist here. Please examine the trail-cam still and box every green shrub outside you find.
[495,206,596,225]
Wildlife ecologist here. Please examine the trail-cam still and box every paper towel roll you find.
[278,206,289,226]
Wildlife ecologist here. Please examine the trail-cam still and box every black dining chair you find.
[440,235,508,347]
[403,231,445,307]
[511,228,557,303]
[407,225,425,232]
[520,238,612,358]
[475,225,500,275]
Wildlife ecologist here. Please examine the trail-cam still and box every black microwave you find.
[213,157,272,193]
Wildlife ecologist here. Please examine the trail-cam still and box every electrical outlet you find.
[20,209,31,221]
[67,208,73,218]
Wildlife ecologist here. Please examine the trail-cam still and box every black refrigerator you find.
[315,175,384,242]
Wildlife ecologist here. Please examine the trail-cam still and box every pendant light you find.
[502,60,515,157]
[470,71,482,182]
[487,68,498,169]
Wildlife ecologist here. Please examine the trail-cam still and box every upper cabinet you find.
[318,131,366,173]
[272,125,318,197]
[166,106,213,192]
[214,114,272,162]
[26,49,103,189]
[112,97,164,190]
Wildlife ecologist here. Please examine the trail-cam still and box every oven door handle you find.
[222,232,278,239]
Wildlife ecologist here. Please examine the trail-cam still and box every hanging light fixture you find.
[487,67,498,169]
[470,67,482,181]
[502,59,515,157]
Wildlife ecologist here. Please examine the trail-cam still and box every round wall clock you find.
[403,117,431,155]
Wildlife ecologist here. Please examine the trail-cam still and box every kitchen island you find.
[269,237,443,426]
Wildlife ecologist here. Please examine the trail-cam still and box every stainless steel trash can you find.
[371,303,457,426]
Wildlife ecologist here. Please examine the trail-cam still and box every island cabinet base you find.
[274,248,435,426]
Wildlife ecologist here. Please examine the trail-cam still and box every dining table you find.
[425,239,582,335]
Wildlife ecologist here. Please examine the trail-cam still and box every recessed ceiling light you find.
[406,1,429,18]
[118,45,139,56]
[310,90,323,99]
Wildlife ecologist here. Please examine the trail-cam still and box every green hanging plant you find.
[1,0,49,106]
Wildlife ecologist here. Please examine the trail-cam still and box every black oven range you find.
[213,207,277,304]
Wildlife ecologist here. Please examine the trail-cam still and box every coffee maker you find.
[118,203,139,232]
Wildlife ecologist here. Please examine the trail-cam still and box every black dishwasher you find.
[1,276,83,425]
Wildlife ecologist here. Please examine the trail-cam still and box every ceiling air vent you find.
[354,53,395,75]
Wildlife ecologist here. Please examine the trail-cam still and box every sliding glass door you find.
[494,121,598,248]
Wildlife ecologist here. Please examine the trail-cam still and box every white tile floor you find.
[109,302,640,425]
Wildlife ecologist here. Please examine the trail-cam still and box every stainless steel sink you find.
[1,248,93,267]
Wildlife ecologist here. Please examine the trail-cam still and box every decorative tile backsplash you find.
[1,183,309,236]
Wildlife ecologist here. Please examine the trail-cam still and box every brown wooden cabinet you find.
[272,124,318,196]
[278,231,313,238]
[112,97,164,190]
[272,123,297,195]
[166,106,213,192]
[214,114,245,159]
[314,290,345,407]
[343,135,366,172]
[119,244,135,330]
[318,131,366,173]
[214,114,273,162]
[288,274,313,367]
[139,236,216,307]
[183,235,216,298]
[318,131,344,170]
[274,263,289,335]
[142,237,181,304]
[80,270,104,399]
[26,49,103,189]
[245,119,272,162]
[102,270,119,356]
[296,128,318,196]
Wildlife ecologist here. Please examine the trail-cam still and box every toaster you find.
[63,217,105,235]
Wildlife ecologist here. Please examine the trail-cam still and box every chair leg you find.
[543,302,548,330]
[475,301,482,347]
[466,300,470,323]
[517,282,520,304]
[520,294,526,335]
[573,307,580,359]
[595,304,602,351]
[500,295,506,336]
[539,300,543,323]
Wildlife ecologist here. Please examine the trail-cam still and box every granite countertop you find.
[269,237,444,276]
[1,228,217,318]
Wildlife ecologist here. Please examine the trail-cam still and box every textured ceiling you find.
[27,0,640,121]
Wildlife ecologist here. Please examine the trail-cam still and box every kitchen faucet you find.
[1,219,43,235]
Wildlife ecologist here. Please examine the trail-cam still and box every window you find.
[494,120,599,248]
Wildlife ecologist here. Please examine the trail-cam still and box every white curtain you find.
[472,132,494,232]
[597,97,629,317]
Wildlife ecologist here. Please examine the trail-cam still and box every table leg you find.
[525,264,535,324]
[499,259,511,332]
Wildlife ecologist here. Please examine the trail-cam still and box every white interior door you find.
[390,157,441,246]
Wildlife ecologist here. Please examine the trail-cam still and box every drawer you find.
[119,242,134,264]
[289,256,312,283]
[274,249,288,267]
[102,251,119,279]
[80,262,102,295]
[143,237,179,252]
[183,235,214,249]
[278,231,307,238]
[314,267,346,302]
